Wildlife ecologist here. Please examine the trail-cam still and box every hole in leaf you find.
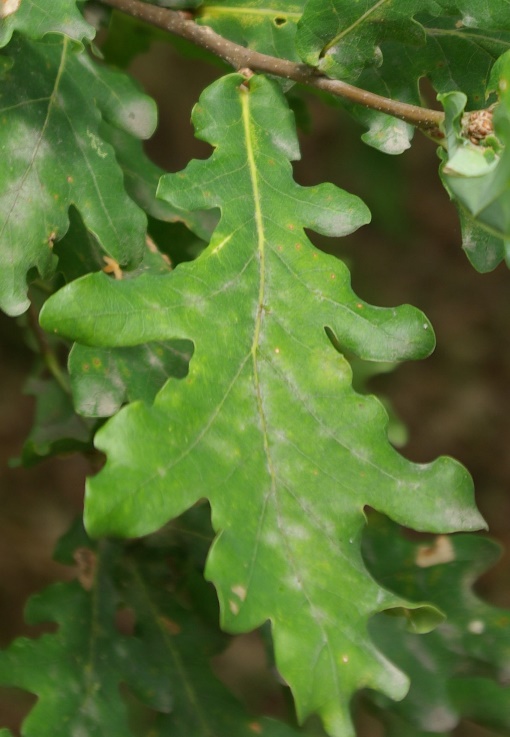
[212,629,289,716]
[274,16,287,26]
[419,77,442,110]
[0,687,36,734]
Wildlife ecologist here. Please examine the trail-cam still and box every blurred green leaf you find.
[364,514,510,735]
[373,708,450,737]
[69,339,192,417]
[53,207,106,283]
[449,679,510,733]
[296,1,510,85]
[66,237,193,417]
[101,9,169,68]
[120,539,302,737]
[0,518,303,736]
[438,50,510,269]
[20,374,95,465]
[0,36,153,315]
[296,3,510,153]
[102,124,217,242]
[0,0,94,48]
[0,542,173,736]
[457,208,507,272]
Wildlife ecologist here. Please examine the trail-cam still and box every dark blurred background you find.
[1,37,509,736]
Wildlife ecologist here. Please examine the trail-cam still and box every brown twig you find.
[97,0,444,132]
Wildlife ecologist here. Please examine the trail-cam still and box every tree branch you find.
[96,0,445,132]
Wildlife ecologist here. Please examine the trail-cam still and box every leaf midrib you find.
[426,26,510,48]
[199,6,301,20]
[236,89,356,685]
[130,561,216,736]
[238,83,280,615]
[322,0,389,54]
[0,37,68,244]
[241,86,277,491]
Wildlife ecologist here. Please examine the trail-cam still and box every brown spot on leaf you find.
[416,535,455,568]
[160,616,182,635]
[73,548,97,591]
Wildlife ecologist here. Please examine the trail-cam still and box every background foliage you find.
[0,1,509,736]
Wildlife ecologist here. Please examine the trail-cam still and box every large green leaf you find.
[0,36,153,316]
[0,0,94,48]
[40,73,485,736]
[296,2,510,153]
[364,515,510,735]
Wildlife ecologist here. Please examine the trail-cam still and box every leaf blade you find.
[296,2,510,153]
[364,515,510,735]
[0,0,94,47]
[0,37,153,315]
[41,73,484,736]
